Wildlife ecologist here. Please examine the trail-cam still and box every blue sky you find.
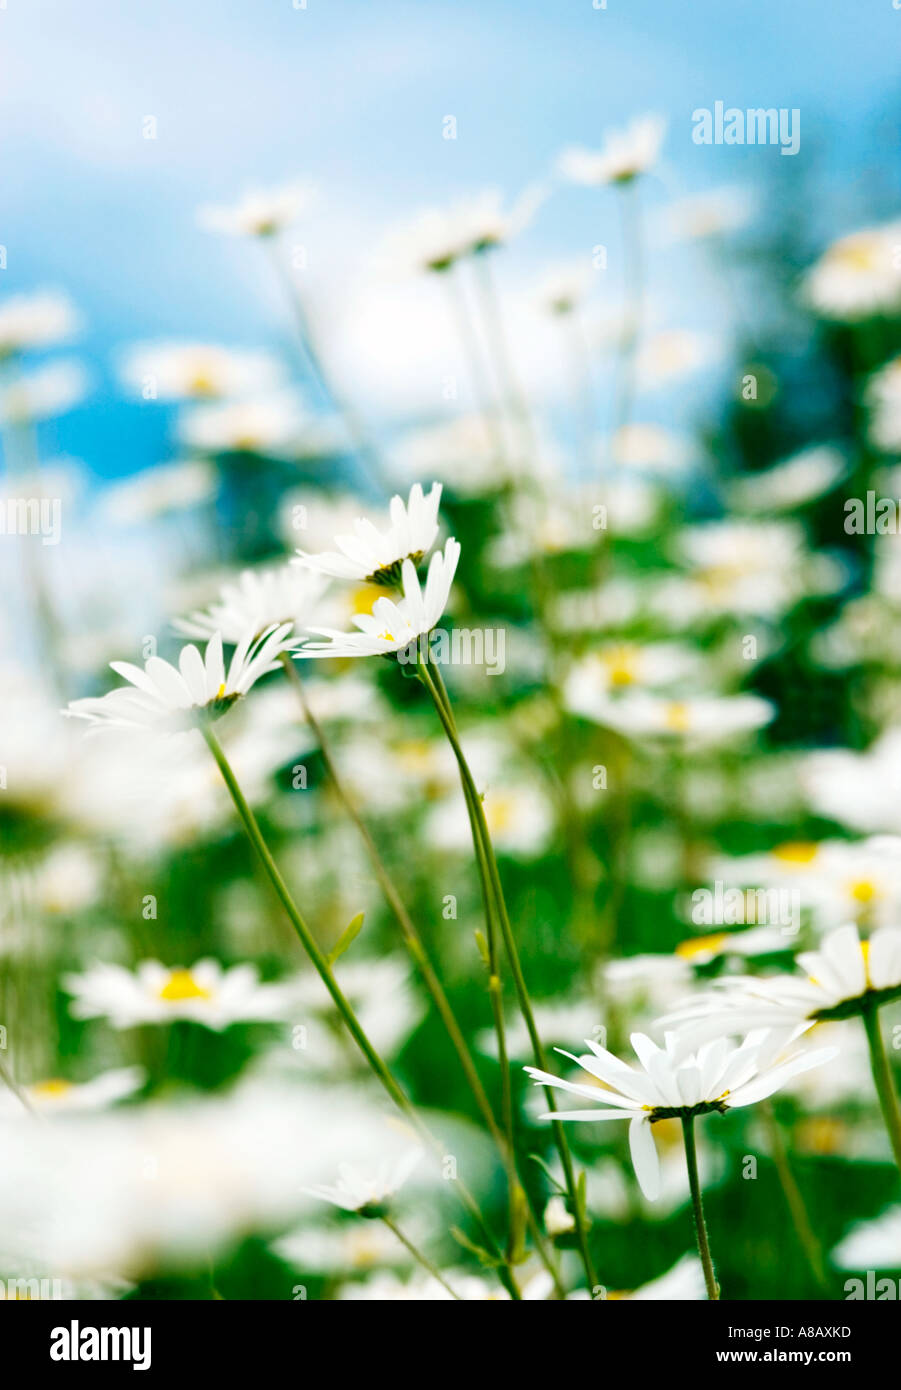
[4,0,900,479]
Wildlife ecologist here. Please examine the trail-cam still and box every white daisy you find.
[570,691,774,744]
[802,222,901,322]
[64,960,293,1030]
[0,1068,144,1117]
[297,538,460,660]
[179,390,314,458]
[559,114,666,187]
[657,186,754,243]
[304,1149,423,1214]
[831,1206,901,1269]
[99,460,217,526]
[294,482,442,585]
[381,188,542,275]
[120,342,284,401]
[65,627,294,734]
[729,446,846,513]
[175,565,328,643]
[0,290,80,357]
[0,360,88,424]
[525,1030,836,1199]
[198,180,318,238]
[666,923,901,1038]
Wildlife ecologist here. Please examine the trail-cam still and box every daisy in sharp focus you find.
[294,481,442,586]
[296,537,460,661]
[64,960,293,1030]
[65,627,294,735]
[525,1029,836,1202]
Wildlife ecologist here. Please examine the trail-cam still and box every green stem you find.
[201,721,519,1297]
[284,656,564,1288]
[681,1114,719,1300]
[380,1215,462,1300]
[862,1003,901,1175]
[418,659,599,1291]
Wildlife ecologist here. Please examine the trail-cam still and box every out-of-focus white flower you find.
[571,691,774,744]
[66,627,294,734]
[611,422,691,472]
[708,837,901,931]
[0,360,88,424]
[599,954,693,1019]
[0,291,80,356]
[176,564,328,643]
[381,187,544,274]
[544,1194,575,1237]
[661,519,837,621]
[657,187,754,243]
[99,460,217,526]
[803,730,901,834]
[179,390,316,458]
[665,923,901,1039]
[535,260,595,316]
[559,115,666,186]
[729,446,846,513]
[564,643,702,710]
[25,843,103,917]
[0,1081,404,1277]
[64,960,293,1030]
[621,1254,706,1301]
[425,778,554,859]
[295,482,442,584]
[277,1221,408,1276]
[802,222,901,322]
[866,356,901,452]
[0,1068,144,1118]
[636,330,714,388]
[674,926,794,966]
[198,180,318,237]
[120,342,284,401]
[297,538,460,660]
[832,1206,901,1269]
[304,1149,423,1213]
[389,414,532,495]
[525,1031,835,1199]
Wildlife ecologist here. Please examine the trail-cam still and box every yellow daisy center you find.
[676,932,730,960]
[30,1078,73,1098]
[600,646,640,687]
[848,878,878,905]
[158,969,212,1002]
[662,701,691,732]
[772,841,819,865]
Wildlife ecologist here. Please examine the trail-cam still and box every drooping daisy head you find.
[303,1149,423,1216]
[65,626,295,736]
[294,482,443,586]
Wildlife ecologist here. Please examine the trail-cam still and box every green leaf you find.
[327,911,365,965]
[449,1226,501,1268]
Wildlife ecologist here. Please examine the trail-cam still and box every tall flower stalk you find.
[200,721,521,1298]
[279,653,563,1291]
[416,655,599,1290]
